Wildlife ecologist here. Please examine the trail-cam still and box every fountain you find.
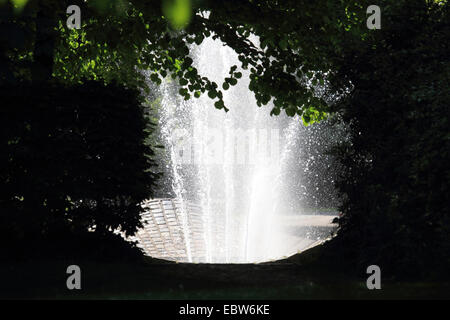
[135,36,339,263]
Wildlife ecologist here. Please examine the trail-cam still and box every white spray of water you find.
[158,36,305,263]
[158,84,193,262]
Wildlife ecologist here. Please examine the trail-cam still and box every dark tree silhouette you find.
[0,81,159,260]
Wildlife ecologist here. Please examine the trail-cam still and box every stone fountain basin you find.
[122,199,338,263]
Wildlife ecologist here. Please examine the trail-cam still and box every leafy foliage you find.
[1,0,449,274]
[163,0,192,30]
[1,0,366,119]
[331,0,450,278]
[0,81,159,260]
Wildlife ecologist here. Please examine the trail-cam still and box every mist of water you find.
[155,37,333,263]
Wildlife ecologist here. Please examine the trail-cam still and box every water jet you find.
[134,36,340,263]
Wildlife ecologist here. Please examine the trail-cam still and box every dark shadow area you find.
[0,0,449,300]
[329,1,450,280]
[2,246,449,299]
[0,82,158,262]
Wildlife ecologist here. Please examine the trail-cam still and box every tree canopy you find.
[1,0,449,276]
[2,0,390,123]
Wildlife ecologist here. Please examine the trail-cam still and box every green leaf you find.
[183,57,193,66]
[11,0,28,13]
[302,114,311,125]
[208,90,217,99]
[285,107,296,117]
[162,0,192,30]
[270,107,281,116]
[214,100,224,109]
[150,73,159,83]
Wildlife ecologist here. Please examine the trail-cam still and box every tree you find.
[330,0,450,278]
[2,0,448,274]
[0,81,159,260]
[2,0,363,121]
